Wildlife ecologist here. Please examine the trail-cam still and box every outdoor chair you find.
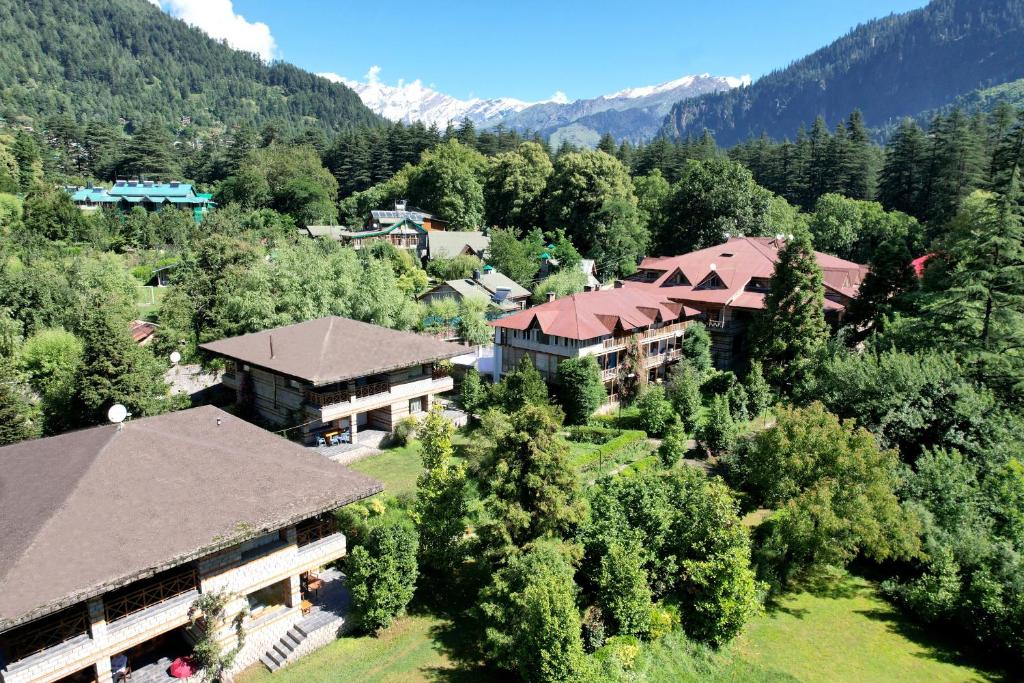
[316,435,327,447]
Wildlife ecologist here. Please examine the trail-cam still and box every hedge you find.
[573,430,647,471]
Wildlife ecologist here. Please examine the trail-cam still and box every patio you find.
[310,429,389,464]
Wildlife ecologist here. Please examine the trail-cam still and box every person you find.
[112,653,129,682]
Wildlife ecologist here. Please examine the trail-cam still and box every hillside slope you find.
[0,0,381,133]
[662,0,1024,145]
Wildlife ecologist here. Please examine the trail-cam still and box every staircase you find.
[259,623,309,672]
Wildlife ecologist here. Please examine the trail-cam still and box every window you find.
[246,579,289,618]
[409,397,424,414]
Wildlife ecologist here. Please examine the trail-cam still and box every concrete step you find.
[285,630,304,648]
[260,653,281,672]
[273,643,291,660]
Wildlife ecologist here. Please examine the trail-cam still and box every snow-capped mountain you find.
[318,68,540,128]
[319,68,749,144]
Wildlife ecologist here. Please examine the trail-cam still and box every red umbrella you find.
[169,656,196,680]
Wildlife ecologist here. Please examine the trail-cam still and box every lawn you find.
[234,569,1000,683]
[235,615,457,683]
[733,569,1000,682]
[349,442,425,499]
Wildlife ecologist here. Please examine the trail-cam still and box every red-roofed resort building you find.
[492,237,867,392]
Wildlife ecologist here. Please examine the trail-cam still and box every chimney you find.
[472,269,482,281]
[547,291,556,302]
[395,199,407,212]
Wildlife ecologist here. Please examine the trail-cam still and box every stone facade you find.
[0,523,350,683]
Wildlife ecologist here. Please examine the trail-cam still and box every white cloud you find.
[365,65,382,85]
[157,0,277,61]
[547,90,569,104]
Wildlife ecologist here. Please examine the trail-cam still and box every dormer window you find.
[695,271,726,290]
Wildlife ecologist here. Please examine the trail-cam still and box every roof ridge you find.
[317,317,336,384]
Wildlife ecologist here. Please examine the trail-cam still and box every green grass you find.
[235,615,456,683]
[135,285,167,319]
[234,570,1000,683]
[734,568,1000,682]
[349,442,425,499]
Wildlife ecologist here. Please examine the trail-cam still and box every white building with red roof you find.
[491,287,702,396]
[492,236,867,385]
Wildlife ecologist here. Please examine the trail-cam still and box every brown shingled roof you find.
[0,406,382,630]
[199,316,471,387]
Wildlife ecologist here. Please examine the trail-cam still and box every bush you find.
[347,522,419,633]
[666,362,703,432]
[557,356,606,425]
[567,425,622,444]
[697,394,736,455]
[647,603,680,640]
[392,416,418,446]
[658,419,687,468]
[582,606,607,652]
[701,370,736,396]
[598,541,653,637]
[636,386,675,437]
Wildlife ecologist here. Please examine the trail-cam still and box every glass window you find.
[409,397,423,414]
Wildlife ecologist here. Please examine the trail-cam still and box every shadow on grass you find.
[855,607,1008,682]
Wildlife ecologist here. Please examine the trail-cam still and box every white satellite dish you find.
[108,404,128,424]
[169,351,182,365]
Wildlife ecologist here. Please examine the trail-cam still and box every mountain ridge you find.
[661,0,1024,145]
[327,71,748,145]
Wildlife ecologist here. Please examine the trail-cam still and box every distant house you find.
[303,220,430,254]
[425,231,490,261]
[420,268,530,314]
[0,406,380,683]
[68,180,215,222]
[491,287,702,394]
[624,236,868,369]
[200,316,469,446]
[365,201,448,232]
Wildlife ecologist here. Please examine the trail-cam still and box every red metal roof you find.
[633,237,867,311]
[491,287,700,341]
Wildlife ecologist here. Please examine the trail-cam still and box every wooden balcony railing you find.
[296,516,340,548]
[305,381,391,408]
[601,321,690,349]
[354,381,390,400]
[8,607,90,662]
[104,569,198,623]
[431,368,450,380]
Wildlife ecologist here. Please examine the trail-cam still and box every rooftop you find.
[68,181,213,206]
[0,406,381,629]
[427,231,490,259]
[628,236,867,310]
[492,287,700,340]
[200,316,470,386]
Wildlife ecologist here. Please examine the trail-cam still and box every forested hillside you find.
[0,0,380,133]
[662,0,1024,145]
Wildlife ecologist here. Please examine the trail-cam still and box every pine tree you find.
[843,110,875,199]
[743,360,772,420]
[925,110,985,224]
[921,180,1024,400]
[597,133,617,155]
[750,228,828,396]
[879,118,928,217]
[122,120,177,178]
[0,360,41,445]
[414,406,468,580]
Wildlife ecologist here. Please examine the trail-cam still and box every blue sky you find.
[159,1,927,102]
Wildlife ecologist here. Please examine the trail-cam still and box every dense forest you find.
[0,0,380,134]
[662,0,1024,145]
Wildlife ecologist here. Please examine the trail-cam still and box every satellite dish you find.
[108,404,128,424]
[169,351,182,365]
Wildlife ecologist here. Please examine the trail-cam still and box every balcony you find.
[104,568,199,631]
[305,381,389,408]
[2,607,90,664]
[601,367,618,381]
[308,375,454,422]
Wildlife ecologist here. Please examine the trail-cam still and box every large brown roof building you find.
[200,316,469,446]
[0,406,380,683]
